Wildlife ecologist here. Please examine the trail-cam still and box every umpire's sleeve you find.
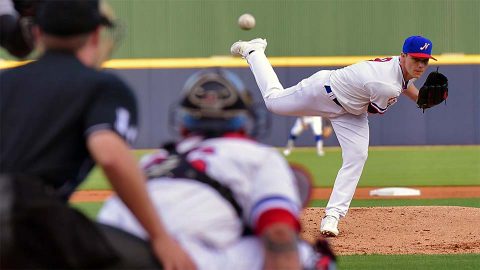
[84,75,139,145]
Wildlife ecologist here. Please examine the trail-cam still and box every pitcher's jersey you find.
[330,56,416,115]
[98,135,301,249]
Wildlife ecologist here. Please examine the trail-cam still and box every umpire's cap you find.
[36,0,113,37]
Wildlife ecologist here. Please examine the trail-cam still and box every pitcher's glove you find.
[416,68,448,112]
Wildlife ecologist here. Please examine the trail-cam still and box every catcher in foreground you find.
[98,69,336,270]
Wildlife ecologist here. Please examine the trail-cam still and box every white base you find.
[369,187,421,197]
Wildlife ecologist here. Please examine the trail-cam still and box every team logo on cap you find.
[420,43,430,51]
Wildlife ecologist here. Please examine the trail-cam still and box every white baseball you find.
[238,13,255,30]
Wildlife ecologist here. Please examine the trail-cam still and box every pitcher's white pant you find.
[246,51,369,219]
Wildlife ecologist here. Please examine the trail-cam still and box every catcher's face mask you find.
[169,68,270,138]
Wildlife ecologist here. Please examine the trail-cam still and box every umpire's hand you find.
[152,235,196,270]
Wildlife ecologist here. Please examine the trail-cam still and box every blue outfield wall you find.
[1,59,478,148]
[107,64,480,149]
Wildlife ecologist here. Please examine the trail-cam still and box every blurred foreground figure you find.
[0,1,195,269]
[98,69,337,270]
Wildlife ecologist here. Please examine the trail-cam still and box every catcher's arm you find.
[261,223,301,270]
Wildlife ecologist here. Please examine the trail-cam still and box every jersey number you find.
[115,107,138,143]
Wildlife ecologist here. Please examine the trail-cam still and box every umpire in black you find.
[0,1,195,269]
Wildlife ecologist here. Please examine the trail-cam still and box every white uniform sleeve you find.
[97,197,125,227]
[247,150,302,228]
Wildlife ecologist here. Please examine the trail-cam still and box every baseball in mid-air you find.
[238,13,255,30]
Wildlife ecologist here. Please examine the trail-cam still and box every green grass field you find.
[284,145,480,187]
[339,254,480,270]
[73,145,480,270]
[78,145,480,190]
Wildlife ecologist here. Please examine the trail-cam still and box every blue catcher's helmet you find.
[172,68,261,137]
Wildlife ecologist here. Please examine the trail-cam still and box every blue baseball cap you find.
[402,35,437,61]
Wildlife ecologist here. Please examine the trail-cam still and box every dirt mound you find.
[301,206,480,255]
[70,186,480,202]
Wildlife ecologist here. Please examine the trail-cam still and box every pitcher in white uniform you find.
[98,69,336,270]
[231,35,436,236]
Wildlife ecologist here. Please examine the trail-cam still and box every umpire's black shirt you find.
[0,50,138,199]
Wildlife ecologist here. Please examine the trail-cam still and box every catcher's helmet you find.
[171,68,263,137]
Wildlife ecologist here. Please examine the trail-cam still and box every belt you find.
[324,85,343,107]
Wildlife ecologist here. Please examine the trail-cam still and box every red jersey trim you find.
[222,131,254,141]
[254,208,300,235]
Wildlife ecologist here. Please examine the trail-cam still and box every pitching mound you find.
[301,206,480,255]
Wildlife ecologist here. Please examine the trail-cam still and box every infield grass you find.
[310,197,480,208]
[284,145,480,187]
[79,145,480,190]
[339,254,480,270]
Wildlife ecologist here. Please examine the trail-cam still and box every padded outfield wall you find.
[101,0,480,148]
[1,56,478,148]
[98,56,479,148]
[1,0,479,148]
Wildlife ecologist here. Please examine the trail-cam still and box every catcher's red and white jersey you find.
[98,134,302,249]
[98,135,314,269]
[330,56,416,115]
